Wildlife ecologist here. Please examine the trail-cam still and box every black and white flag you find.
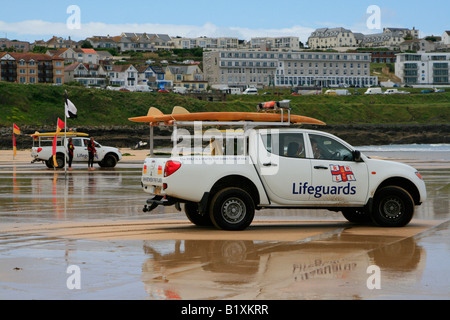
[65,91,78,119]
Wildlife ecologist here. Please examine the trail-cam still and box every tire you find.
[184,202,213,227]
[45,159,54,168]
[371,186,415,227]
[341,208,371,224]
[99,154,117,168]
[209,187,255,231]
[54,155,65,169]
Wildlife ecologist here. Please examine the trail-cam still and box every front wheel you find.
[99,154,117,167]
[372,186,414,227]
[209,187,255,230]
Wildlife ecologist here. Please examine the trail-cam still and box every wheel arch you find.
[210,175,260,206]
[104,152,119,161]
[50,152,66,160]
[375,177,421,205]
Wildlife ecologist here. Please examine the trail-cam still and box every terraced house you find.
[171,36,239,49]
[307,28,363,49]
[0,52,64,84]
[86,33,173,52]
[250,37,301,51]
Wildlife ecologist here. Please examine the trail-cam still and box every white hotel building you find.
[203,50,378,89]
[395,53,450,86]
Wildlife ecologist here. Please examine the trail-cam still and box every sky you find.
[0,0,448,43]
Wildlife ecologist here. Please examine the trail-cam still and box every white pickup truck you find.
[140,127,426,230]
[31,132,122,168]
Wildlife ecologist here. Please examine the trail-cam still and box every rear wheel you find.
[184,202,213,226]
[209,187,255,231]
[45,159,54,168]
[372,186,414,227]
[50,155,65,169]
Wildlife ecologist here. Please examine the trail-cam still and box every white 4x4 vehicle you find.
[31,132,122,168]
[140,127,426,230]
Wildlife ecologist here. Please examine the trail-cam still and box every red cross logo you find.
[330,165,356,183]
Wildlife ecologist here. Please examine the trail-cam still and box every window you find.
[72,139,83,147]
[309,134,353,161]
[261,133,306,159]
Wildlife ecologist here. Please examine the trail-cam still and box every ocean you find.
[356,144,450,161]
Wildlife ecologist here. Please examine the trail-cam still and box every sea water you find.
[356,144,450,161]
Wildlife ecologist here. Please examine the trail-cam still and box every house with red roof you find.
[73,48,99,64]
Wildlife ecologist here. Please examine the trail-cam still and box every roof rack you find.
[171,109,293,129]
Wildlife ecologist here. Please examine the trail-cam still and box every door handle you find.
[263,162,277,167]
[314,165,328,170]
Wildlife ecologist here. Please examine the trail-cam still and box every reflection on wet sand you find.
[141,227,426,300]
[0,157,448,300]
[0,169,144,222]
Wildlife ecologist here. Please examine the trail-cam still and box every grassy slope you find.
[0,82,449,126]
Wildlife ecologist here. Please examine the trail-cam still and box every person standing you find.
[67,137,74,170]
[87,137,97,170]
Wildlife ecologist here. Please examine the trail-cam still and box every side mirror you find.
[353,150,362,162]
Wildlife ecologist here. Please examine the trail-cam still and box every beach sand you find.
[0,148,449,300]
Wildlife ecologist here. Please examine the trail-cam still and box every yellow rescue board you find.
[30,132,89,138]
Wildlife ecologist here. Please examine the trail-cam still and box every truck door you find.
[93,141,104,161]
[72,138,88,162]
[256,131,312,204]
[307,133,369,205]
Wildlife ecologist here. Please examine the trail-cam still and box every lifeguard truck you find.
[30,131,122,168]
[131,102,426,230]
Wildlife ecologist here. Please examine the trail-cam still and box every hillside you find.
[1,82,449,126]
[1,82,449,148]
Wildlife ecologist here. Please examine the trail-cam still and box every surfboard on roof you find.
[128,103,326,126]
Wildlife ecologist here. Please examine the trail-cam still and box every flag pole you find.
[64,90,68,179]
[12,124,15,161]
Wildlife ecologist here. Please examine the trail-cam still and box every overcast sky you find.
[0,0,448,43]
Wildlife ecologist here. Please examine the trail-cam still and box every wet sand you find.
[0,149,449,301]
[2,148,150,164]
